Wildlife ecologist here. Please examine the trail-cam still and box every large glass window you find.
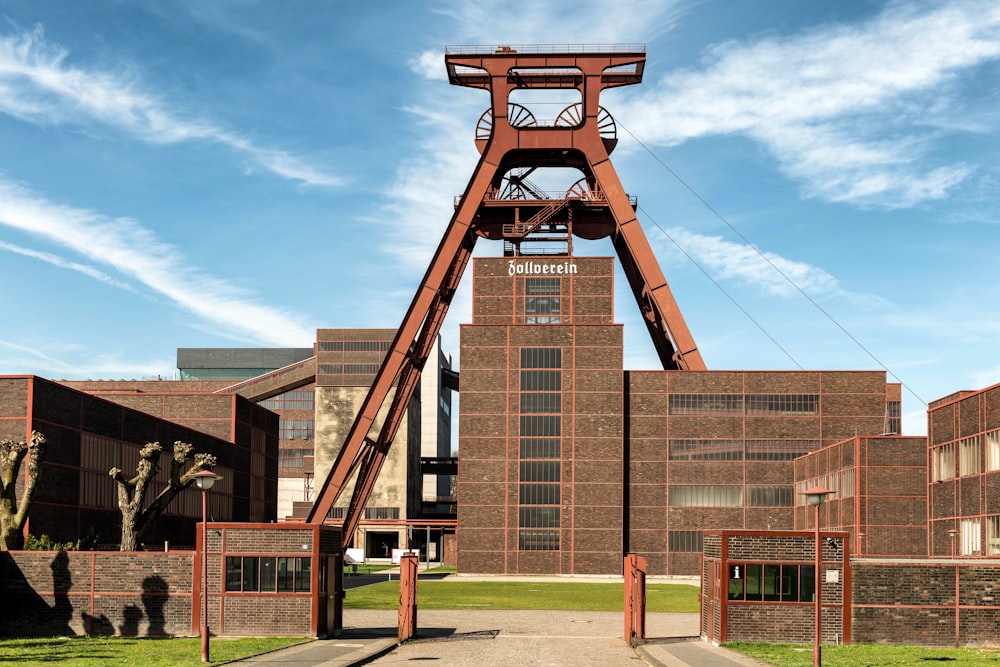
[669,486,744,507]
[729,563,814,603]
[931,443,956,481]
[959,435,982,477]
[668,531,703,553]
[525,277,561,324]
[226,556,311,592]
[259,390,315,411]
[518,347,562,551]
[987,430,1000,472]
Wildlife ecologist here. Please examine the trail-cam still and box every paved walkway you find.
[226,609,768,667]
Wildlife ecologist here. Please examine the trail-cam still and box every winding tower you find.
[307,45,705,540]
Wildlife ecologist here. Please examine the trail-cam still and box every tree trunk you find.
[0,514,22,550]
[120,511,138,552]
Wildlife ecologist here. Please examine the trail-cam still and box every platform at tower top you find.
[444,43,645,55]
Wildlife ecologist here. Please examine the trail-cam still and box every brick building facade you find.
[458,256,900,575]
[793,435,928,557]
[927,383,1000,558]
[0,376,277,548]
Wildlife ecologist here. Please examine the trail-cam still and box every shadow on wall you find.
[0,552,173,637]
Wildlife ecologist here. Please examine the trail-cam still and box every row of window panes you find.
[668,394,820,416]
[279,448,313,468]
[727,563,814,603]
[521,370,561,391]
[520,483,560,505]
[225,556,311,592]
[668,439,819,461]
[953,515,1000,556]
[520,392,561,413]
[324,506,399,520]
[520,415,561,437]
[795,470,855,503]
[668,485,795,507]
[317,364,381,375]
[520,506,559,528]
[179,368,271,381]
[746,394,819,415]
[259,390,315,411]
[521,460,560,482]
[524,277,561,295]
[931,431,1000,482]
[519,348,561,551]
[519,529,560,550]
[668,531,703,552]
[520,437,560,459]
[317,341,391,352]
[521,348,562,369]
[280,420,314,439]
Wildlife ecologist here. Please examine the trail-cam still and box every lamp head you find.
[192,469,223,491]
[802,486,834,506]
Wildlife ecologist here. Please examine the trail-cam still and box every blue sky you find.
[1,0,998,436]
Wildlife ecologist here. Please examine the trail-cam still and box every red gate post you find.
[624,553,647,645]
[398,554,418,643]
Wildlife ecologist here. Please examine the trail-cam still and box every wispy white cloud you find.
[657,226,890,309]
[0,339,172,380]
[0,25,341,186]
[620,0,1000,208]
[0,177,315,346]
[0,239,137,291]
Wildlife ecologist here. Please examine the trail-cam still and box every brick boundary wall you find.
[1,550,194,637]
[852,560,1000,648]
[1,525,342,639]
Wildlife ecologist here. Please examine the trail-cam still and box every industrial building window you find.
[747,486,794,507]
[746,439,818,461]
[961,518,981,556]
[279,419,314,439]
[745,394,819,415]
[520,392,561,413]
[521,347,561,368]
[988,430,1000,472]
[524,277,561,324]
[959,435,982,477]
[519,347,562,551]
[668,394,743,415]
[931,443,956,481]
[317,340,392,352]
[669,439,743,461]
[260,390,315,411]
[279,448,312,468]
[520,437,560,458]
[987,516,1000,556]
[364,507,400,520]
[727,563,815,603]
[317,364,381,375]
[668,531,703,552]
[668,486,744,507]
[885,400,901,435]
[225,556,311,592]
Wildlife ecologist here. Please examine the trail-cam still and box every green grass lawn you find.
[726,642,1000,666]
[343,579,700,612]
[0,635,309,666]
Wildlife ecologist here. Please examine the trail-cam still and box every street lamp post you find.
[948,527,959,647]
[803,486,833,667]
[194,470,222,663]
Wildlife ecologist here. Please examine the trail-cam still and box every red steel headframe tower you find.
[307,45,705,536]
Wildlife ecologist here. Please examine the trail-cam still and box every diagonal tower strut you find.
[307,45,705,537]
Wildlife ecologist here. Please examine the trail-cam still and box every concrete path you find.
[226,609,768,667]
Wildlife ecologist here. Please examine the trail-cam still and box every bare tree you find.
[111,441,217,551]
[0,431,47,550]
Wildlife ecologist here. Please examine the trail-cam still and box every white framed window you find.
[959,435,981,477]
[986,430,1000,472]
[987,516,1000,557]
[961,518,981,556]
